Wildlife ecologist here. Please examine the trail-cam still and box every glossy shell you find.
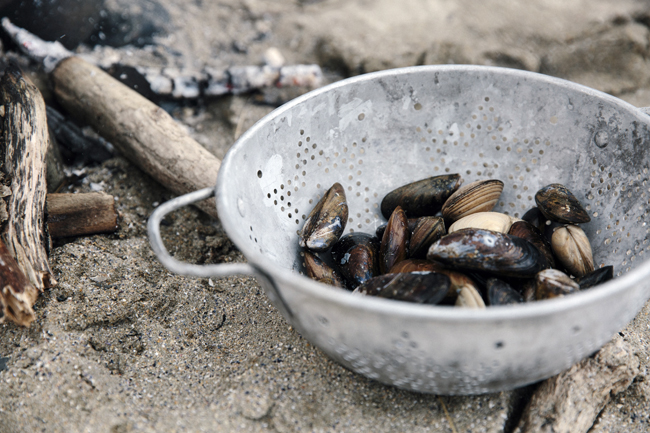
[551,225,594,278]
[353,272,450,305]
[331,232,380,289]
[409,216,446,259]
[299,182,348,251]
[575,265,614,290]
[535,184,590,224]
[380,174,462,218]
[486,278,523,305]
[427,228,547,278]
[380,206,409,273]
[441,179,504,224]
[303,251,346,288]
[508,220,556,269]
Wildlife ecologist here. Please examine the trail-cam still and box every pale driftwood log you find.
[0,239,39,327]
[513,334,640,433]
[51,57,221,218]
[47,193,119,238]
[0,65,56,326]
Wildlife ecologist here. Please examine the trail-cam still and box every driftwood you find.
[47,192,119,238]
[0,239,40,326]
[51,57,220,218]
[0,65,56,326]
[513,334,640,433]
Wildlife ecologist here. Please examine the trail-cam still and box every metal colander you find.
[148,65,650,395]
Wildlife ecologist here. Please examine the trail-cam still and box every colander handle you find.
[147,187,257,278]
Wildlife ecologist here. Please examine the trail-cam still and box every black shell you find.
[486,278,523,305]
[426,228,548,278]
[299,182,348,251]
[353,272,450,305]
[303,251,346,288]
[380,206,410,274]
[380,174,462,219]
[575,265,614,290]
[331,233,380,289]
[535,184,590,224]
[409,216,446,259]
[508,220,555,269]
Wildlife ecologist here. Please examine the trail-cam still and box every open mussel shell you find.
[535,184,590,224]
[380,206,409,273]
[380,174,462,219]
[486,278,523,305]
[551,225,594,278]
[575,265,614,290]
[508,220,556,268]
[535,269,579,300]
[449,211,517,234]
[303,251,346,288]
[331,232,380,289]
[441,179,504,225]
[427,228,548,278]
[353,272,451,305]
[455,284,486,309]
[299,182,348,251]
[409,216,446,259]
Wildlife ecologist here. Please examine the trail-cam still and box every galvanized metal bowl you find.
[149,65,650,394]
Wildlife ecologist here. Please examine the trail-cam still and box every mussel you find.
[551,225,594,278]
[427,228,548,278]
[380,174,462,219]
[380,206,409,273]
[331,232,380,289]
[353,272,450,305]
[455,284,486,309]
[535,269,579,300]
[299,182,348,251]
[441,179,504,224]
[409,216,446,259]
[575,265,613,290]
[509,220,555,268]
[486,278,523,305]
[535,184,590,224]
[303,251,346,288]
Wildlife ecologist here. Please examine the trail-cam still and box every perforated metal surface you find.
[181,65,650,394]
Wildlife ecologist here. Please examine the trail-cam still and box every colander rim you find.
[216,64,650,322]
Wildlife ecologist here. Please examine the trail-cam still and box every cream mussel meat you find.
[427,228,548,278]
[299,182,349,251]
[455,284,486,309]
[380,174,462,219]
[441,179,504,225]
[448,211,518,234]
[535,183,591,224]
[551,225,594,278]
[353,272,451,305]
[330,232,380,289]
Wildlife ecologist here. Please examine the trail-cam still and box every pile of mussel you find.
[298,175,613,308]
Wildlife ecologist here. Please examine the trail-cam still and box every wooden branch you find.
[0,65,56,326]
[47,193,119,238]
[51,57,220,218]
[513,334,640,433]
[0,238,39,326]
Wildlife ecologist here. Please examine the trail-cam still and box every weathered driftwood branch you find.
[0,65,56,326]
[51,57,221,218]
[513,334,640,433]
[0,239,40,327]
[47,193,119,238]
